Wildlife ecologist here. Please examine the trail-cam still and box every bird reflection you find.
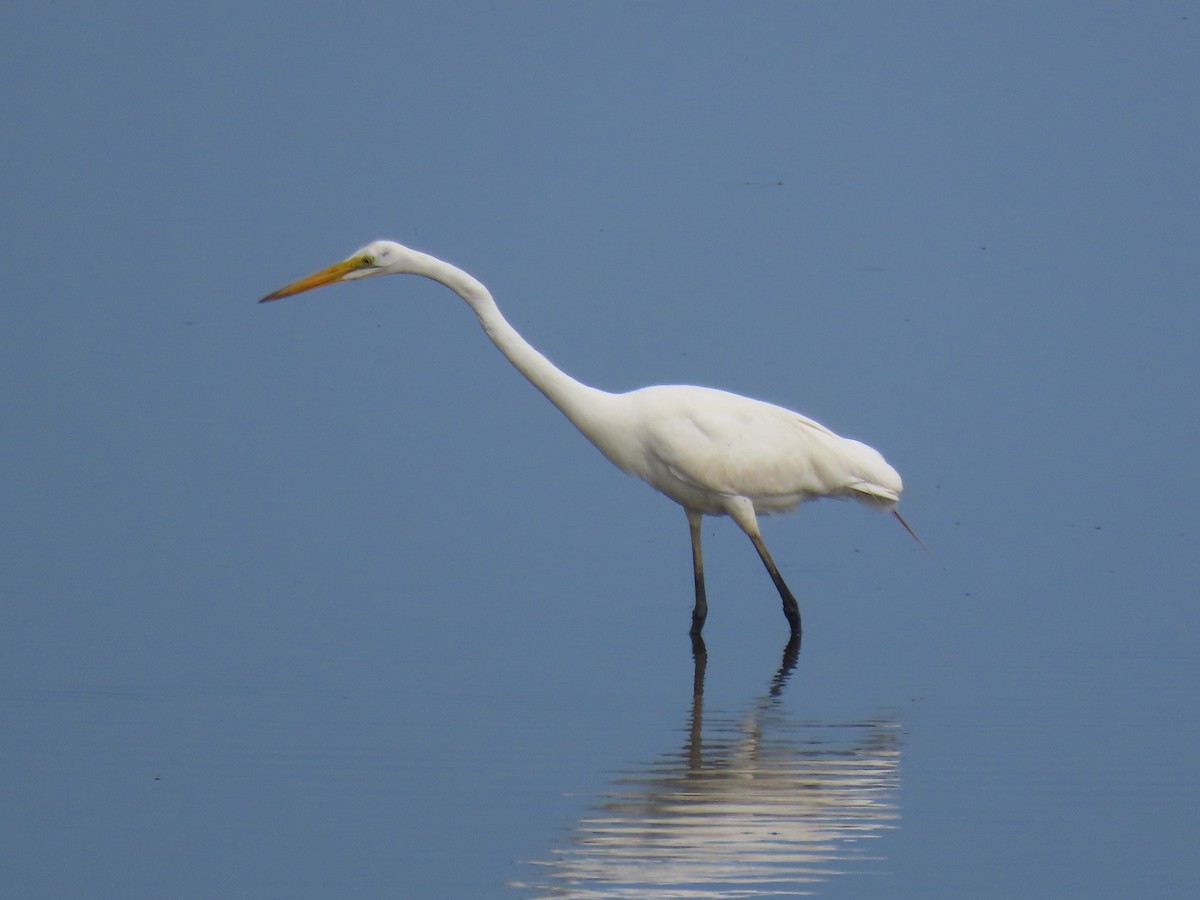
[514,636,900,898]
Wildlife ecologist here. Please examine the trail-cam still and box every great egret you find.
[260,240,910,636]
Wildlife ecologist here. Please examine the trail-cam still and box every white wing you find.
[626,385,901,514]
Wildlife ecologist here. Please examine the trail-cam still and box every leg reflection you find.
[689,632,707,699]
[514,626,901,897]
[688,633,706,768]
[769,633,802,699]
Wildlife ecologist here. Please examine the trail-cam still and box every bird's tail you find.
[893,509,931,554]
[848,480,901,509]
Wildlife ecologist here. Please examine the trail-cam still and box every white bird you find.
[261,240,912,636]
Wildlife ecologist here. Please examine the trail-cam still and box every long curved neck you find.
[412,251,615,434]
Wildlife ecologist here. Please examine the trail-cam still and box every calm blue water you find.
[4,510,1197,899]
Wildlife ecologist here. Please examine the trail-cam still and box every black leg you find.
[687,510,707,636]
[749,532,801,635]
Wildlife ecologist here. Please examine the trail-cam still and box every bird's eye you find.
[360,255,376,267]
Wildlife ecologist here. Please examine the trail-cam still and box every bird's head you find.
[259,240,424,302]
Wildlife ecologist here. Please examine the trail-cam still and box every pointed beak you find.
[259,256,370,303]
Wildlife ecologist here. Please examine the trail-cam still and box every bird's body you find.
[261,240,908,636]
[571,384,900,518]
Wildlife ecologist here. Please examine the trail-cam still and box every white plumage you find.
[261,240,909,636]
[611,384,901,513]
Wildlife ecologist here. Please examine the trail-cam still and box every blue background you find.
[3,3,1198,897]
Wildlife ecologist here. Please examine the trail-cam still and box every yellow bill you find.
[259,255,371,303]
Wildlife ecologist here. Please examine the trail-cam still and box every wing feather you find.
[630,385,900,511]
